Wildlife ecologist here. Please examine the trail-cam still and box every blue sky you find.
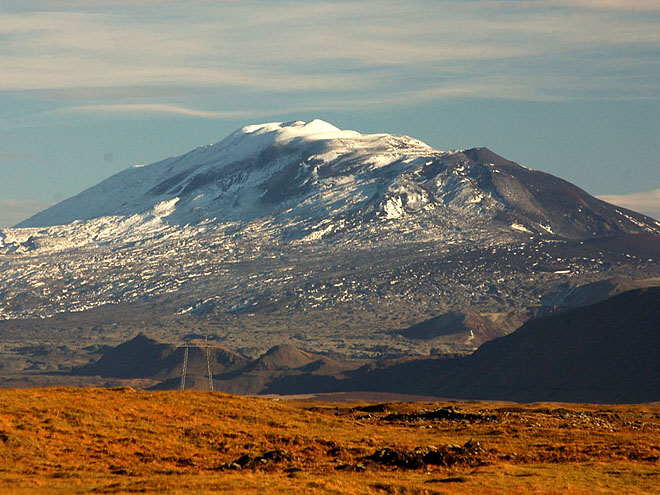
[1,0,659,226]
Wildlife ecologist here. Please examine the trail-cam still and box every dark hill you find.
[245,344,342,372]
[450,286,660,403]
[247,344,319,371]
[397,310,502,345]
[76,337,353,392]
[343,287,660,403]
[543,275,660,308]
[76,332,249,381]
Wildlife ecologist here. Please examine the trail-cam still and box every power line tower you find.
[180,346,189,390]
[177,337,214,391]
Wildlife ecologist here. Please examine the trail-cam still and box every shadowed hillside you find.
[345,287,660,403]
[73,287,660,402]
[397,310,503,345]
[76,335,356,393]
[77,332,249,381]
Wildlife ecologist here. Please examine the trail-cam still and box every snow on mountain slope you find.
[16,120,401,229]
[15,119,660,248]
[2,119,660,359]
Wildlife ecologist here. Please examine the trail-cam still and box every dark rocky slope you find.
[344,287,660,403]
[77,332,249,381]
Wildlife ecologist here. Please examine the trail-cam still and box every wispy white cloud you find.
[0,54,364,93]
[7,0,182,9]
[598,189,660,220]
[542,0,660,12]
[0,1,658,106]
[0,199,52,228]
[56,103,253,119]
[49,75,562,119]
[19,86,193,101]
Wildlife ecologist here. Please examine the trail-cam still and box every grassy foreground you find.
[0,388,658,494]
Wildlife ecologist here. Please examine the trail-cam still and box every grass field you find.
[0,388,658,494]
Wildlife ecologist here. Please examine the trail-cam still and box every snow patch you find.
[538,224,554,234]
[304,224,334,241]
[383,196,404,219]
[152,197,179,217]
[511,223,532,233]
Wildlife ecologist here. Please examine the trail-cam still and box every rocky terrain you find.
[338,287,660,403]
[2,287,654,403]
[1,119,659,385]
[73,333,356,395]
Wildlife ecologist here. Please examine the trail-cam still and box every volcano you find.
[1,119,659,361]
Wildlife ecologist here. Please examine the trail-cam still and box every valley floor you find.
[0,389,658,494]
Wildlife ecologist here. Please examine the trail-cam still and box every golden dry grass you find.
[0,388,658,494]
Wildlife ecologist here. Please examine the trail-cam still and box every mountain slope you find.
[70,287,660,401]
[451,286,660,403]
[542,275,660,308]
[16,119,660,243]
[77,332,249,380]
[2,119,660,361]
[345,287,660,403]
[397,310,502,346]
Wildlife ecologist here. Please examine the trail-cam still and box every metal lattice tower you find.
[206,345,214,392]
[177,337,214,391]
[180,346,189,390]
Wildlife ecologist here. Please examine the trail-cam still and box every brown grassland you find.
[0,388,659,494]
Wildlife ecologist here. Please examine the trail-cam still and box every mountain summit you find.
[18,119,425,231]
[3,119,660,358]
[17,119,659,244]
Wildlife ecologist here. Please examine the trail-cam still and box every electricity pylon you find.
[177,337,214,391]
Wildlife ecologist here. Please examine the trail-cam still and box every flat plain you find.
[0,389,658,494]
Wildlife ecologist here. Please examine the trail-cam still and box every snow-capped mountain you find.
[2,119,660,359]
[17,119,659,242]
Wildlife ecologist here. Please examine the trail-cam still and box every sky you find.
[1,0,659,227]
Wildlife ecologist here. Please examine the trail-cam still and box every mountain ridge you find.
[342,286,660,403]
[68,286,660,402]
[1,119,660,362]
[15,119,659,244]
